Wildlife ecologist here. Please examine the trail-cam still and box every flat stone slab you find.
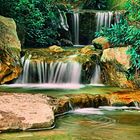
[0,93,54,132]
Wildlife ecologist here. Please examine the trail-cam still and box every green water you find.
[0,85,139,140]
[0,110,140,140]
[0,85,125,97]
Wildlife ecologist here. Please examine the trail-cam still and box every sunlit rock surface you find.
[92,37,110,50]
[109,90,140,106]
[0,93,54,132]
[101,47,133,88]
[49,45,64,53]
[0,16,22,84]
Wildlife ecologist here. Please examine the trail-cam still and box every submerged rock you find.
[0,93,54,132]
[0,16,22,84]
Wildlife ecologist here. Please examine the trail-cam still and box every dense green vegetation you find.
[96,0,140,78]
[82,0,108,9]
[0,0,109,47]
[0,0,139,78]
[0,0,64,47]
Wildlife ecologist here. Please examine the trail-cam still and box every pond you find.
[0,108,140,140]
[0,84,125,97]
[0,84,139,140]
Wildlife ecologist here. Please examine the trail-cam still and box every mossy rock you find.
[49,45,64,53]
[0,16,22,84]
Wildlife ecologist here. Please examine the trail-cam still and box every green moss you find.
[107,0,127,10]
[24,47,98,64]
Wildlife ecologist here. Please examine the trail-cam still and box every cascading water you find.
[59,10,69,31]
[90,64,102,85]
[73,13,79,45]
[96,11,121,31]
[16,57,81,84]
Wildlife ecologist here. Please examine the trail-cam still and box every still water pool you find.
[0,108,140,140]
[0,84,139,140]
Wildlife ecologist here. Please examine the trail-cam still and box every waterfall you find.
[96,11,121,32]
[59,10,69,31]
[90,64,101,85]
[73,13,79,45]
[16,58,81,84]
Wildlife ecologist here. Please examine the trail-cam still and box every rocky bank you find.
[0,90,140,133]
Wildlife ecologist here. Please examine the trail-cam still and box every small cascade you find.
[73,13,79,45]
[133,101,140,109]
[96,11,121,31]
[16,58,82,84]
[59,10,69,31]
[90,64,101,85]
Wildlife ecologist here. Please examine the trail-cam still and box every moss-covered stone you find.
[0,16,22,84]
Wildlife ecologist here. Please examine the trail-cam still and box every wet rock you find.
[0,16,22,84]
[54,96,71,115]
[55,94,110,115]
[0,93,54,132]
[92,37,110,50]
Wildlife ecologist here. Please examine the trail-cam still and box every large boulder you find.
[0,93,54,132]
[101,47,134,88]
[0,16,22,84]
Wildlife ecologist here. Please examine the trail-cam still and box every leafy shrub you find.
[96,18,140,47]
[82,0,107,10]
[0,0,64,47]
[126,0,140,23]
[96,0,140,78]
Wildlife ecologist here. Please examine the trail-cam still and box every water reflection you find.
[1,109,140,140]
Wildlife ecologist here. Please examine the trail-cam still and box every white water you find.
[69,105,140,115]
[6,83,84,89]
[73,13,79,45]
[96,11,121,31]
[90,64,103,86]
[16,57,82,84]
[59,10,69,31]
[69,108,104,115]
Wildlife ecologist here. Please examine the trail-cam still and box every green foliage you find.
[96,18,140,47]
[126,0,140,23]
[106,0,127,10]
[83,0,107,10]
[96,0,140,78]
[0,0,64,47]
